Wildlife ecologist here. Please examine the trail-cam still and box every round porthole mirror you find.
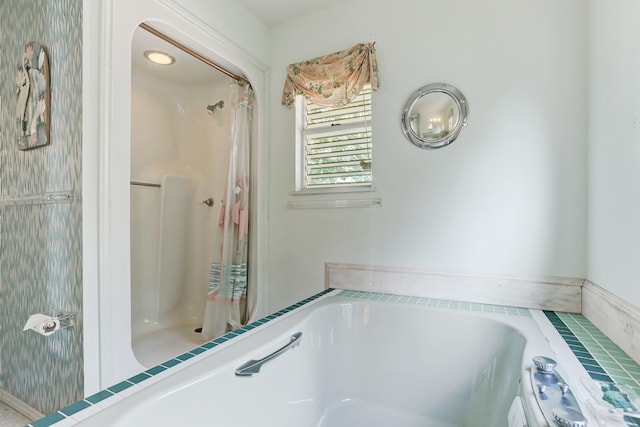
[401,83,469,149]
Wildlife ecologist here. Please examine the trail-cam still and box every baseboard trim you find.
[326,263,583,313]
[582,280,640,365]
[0,389,44,421]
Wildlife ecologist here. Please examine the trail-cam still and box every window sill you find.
[288,187,380,209]
[287,198,381,209]
[290,186,377,197]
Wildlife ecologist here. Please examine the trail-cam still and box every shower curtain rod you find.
[139,23,249,85]
[130,181,161,188]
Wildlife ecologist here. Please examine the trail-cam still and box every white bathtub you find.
[63,293,567,426]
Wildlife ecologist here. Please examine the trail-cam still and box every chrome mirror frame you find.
[401,83,469,149]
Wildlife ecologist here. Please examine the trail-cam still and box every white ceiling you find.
[131,1,353,85]
[131,27,229,86]
[236,0,351,28]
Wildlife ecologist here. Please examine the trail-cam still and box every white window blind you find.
[298,85,372,190]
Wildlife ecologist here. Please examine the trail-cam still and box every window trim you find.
[294,92,373,193]
[294,94,306,192]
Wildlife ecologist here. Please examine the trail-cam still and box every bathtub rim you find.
[31,289,603,427]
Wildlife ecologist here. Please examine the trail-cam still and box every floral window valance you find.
[281,42,379,108]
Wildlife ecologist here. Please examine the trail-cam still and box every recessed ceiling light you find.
[144,50,175,65]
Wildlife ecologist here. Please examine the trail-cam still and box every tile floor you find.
[0,401,31,427]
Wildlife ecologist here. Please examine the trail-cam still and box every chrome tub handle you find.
[235,332,302,376]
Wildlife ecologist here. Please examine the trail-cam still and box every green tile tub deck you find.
[544,312,640,394]
[27,288,640,427]
[336,289,533,316]
[544,311,640,427]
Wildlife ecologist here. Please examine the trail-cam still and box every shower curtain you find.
[201,82,254,342]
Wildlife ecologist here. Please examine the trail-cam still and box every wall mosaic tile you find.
[0,0,83,415]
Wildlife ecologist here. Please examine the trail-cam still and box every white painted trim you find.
[326,263,583,312]
[0,389,44,422]
[582,280,640,365]
[81,0,105,397]
[96,0,122,392]
[158,0,267,71]
[91,0,271,389]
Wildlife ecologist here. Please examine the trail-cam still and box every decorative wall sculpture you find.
[16,41,50,150]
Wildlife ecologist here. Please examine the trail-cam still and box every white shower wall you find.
[130,69,232,342]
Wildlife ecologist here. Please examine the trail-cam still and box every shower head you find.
[206,100,224,116]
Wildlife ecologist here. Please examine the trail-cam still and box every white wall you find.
[156,0,271,67]
[587,0,640,308]
[81,0,640,395]
[130,69,232,339]
[267,0,588,311]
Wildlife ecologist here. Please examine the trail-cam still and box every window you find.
[295,85,372,191]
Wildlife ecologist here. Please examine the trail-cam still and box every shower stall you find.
[129,26,236,367]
